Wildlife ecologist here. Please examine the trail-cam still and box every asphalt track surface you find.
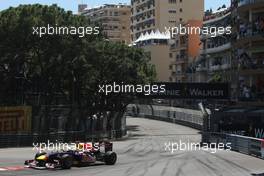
[1,117,264,176]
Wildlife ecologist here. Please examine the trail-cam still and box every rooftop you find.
[203,7,231,24]
[134,30,171,43]
[82,3,131,13]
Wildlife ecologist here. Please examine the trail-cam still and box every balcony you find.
[238,0,264,7]
[209,65,221,72]
[239,63,264,74]
[203,12,231,25]
[175,58,187,64]
[237,29,264,45]
[171,71,186,78]
[196,66,207,72]
[221,64,231,70]
[202,42,231,54]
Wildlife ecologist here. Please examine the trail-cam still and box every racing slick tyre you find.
[61,154,73,169]
[104,151,117,165]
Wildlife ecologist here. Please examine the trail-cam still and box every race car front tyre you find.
[61,154,73,169]
[104,151,117,165]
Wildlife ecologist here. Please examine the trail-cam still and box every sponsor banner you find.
[141,83,229,99]
[0,106,32,133]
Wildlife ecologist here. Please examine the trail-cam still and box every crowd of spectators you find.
[203,7,231,22]
[239,17,264,37]
[239,80,264,101]
[238,52,264,69]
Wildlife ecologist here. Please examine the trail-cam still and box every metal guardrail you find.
[126,104,203,130]
[204,132,264,159]
[127,104,264,160]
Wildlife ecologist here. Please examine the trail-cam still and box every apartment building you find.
[134,30,171,81]
[194,8,232,84]
[169,20,203,83]
[81,4,131,44]
[131,0,204,41]
[131,0,204,82]
[232,0,264,103]
[169,29,189,82]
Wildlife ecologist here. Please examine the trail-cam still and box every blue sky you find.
[0,0,230,12]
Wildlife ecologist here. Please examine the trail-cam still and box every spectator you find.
[254,20,259,34]
[243,85,251,99]
[240,23,246,36]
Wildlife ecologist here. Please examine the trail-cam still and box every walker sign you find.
[148,83,229,99]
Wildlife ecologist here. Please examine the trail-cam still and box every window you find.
[169,0,176,3]
[180,8,183,12]
[169,10,176,14]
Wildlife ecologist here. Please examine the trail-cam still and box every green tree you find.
[0,4,156,133]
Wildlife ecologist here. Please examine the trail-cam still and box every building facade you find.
[169,20,203,83]
[130,0,204,41]
[81,4,131,44]
[232,0,264,103]
[194,8,233,84]
[169,29,189,82]
[131,0,204,83]
[134,31,171,82]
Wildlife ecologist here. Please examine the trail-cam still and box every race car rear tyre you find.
[61,154,73,169]
[104,151,117,165]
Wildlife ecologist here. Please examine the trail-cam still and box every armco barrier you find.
[126,104,203,130]
[204,132,264,159]
[126,104,264,160]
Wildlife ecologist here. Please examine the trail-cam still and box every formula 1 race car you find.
[24,141,117,169]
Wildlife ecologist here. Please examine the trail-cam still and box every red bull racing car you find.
[24,141,117,169]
